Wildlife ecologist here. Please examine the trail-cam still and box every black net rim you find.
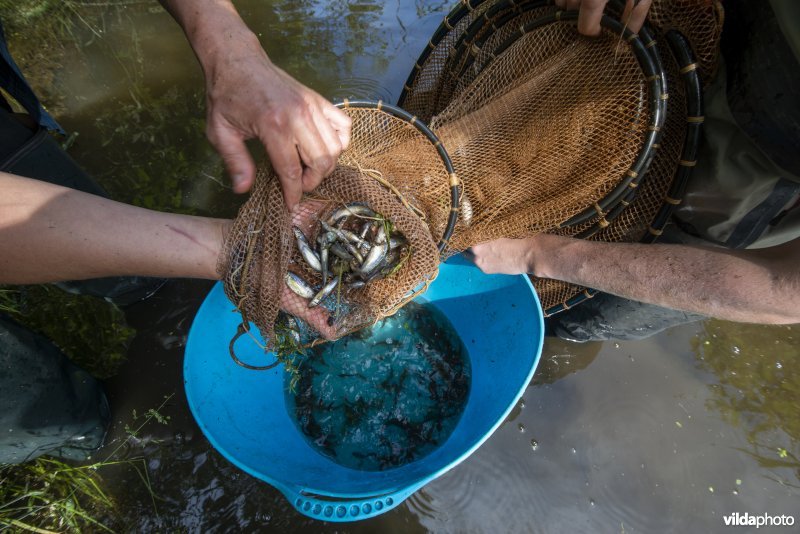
[335,99,461,254]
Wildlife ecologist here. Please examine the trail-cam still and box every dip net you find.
[218,0,723,364]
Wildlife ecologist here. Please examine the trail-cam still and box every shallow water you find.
[6,1,799,531]
[288,301,471,471]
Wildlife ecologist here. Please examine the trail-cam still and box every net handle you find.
[335,99,460,254]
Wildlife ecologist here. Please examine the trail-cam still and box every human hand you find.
[553,0,652,36]
[279,200,337,339]
[466,237,538,276]
[204,41,351,207]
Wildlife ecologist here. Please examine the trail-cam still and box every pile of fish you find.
[285,204,409,308]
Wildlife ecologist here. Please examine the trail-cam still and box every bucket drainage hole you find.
[297,497,395,517]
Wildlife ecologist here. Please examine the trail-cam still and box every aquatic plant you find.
[0,285,134,379]
[694,321,800,483]
[0,394,173,532]
[0,457,117,532]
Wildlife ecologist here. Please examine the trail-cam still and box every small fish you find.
[309,277,339,308]
[360,242,388,275]
[285,315,301,344]
[374,225,387,245]
[343,241,364,264]
[329,243,354,261]
[285,272,315,299]
[460,194,473,226]
[293,226,321,271]
[320,220,367,248]
[320,245,330,285]
[327,204,377,225]
[359,220,376,240]
[388,235,408,250]
[348,280,366,290]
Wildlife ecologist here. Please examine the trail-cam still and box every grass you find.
[0,395,174,531]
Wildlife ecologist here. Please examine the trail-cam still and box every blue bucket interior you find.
[184,255,543,514]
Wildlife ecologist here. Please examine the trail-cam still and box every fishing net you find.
[218,0,722,364]
[218,102,460,366]
[398,0,718,314]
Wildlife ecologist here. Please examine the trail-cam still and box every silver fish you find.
[320,220,367,248]
[285,272,315,299]
[320,246,330,285]
[343,241,364,264]
[374,225,387,245]
[359,220,377,240]
[285,315,301,344]
[309,278,339,308]
[330,243,354,261]
[293,226,321,271]
[360,242,388,275]
[328,204,378,226]
[388,235,408,250]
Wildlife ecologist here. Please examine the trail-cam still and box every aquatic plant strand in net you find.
[219,0,721,354]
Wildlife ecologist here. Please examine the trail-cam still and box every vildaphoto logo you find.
[723,513,795,528]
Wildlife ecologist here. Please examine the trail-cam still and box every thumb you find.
[207,125,256,193]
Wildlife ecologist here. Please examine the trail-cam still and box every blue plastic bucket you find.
[184,255,544,521]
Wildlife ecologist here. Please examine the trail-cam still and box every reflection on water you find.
[694,321,800,485]
[4,0,800,530]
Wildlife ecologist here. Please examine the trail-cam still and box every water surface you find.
[288,301,471,471]
[6,1,798,531]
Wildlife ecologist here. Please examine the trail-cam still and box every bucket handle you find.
[277,479,428,522]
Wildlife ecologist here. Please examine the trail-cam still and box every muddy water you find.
[15,1,799,531]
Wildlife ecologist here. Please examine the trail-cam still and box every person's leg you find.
[0,107,165,304]
[0,314,109,464]
[546,292,705,342]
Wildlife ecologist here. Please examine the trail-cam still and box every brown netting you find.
[431,21,651,250]
[218,107,448,347]
[647,0,724,84]
[219,0,724,352]
[536,32,688,313]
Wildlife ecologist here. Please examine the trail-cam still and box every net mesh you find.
[431,21,651,250]
[219,0,723,350]
[218,108,447,345]
[648,0,723,84]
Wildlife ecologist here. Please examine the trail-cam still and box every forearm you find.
[530,235,800,324]
[159,0,266,77]
[0,172,230,284]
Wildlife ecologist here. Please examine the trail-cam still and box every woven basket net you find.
[219,0,723,349]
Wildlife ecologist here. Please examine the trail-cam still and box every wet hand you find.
[467,237,538,276]
[553,0,652,36]
[204,44,351,207]
[279,201,337,339]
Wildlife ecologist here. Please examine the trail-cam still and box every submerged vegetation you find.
[0,285,134,379]
[0,394,174,531]
[694,321,800,483]
[0,0,227,529]
[0,457,117,532]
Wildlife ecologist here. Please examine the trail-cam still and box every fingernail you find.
[231,174,244,186]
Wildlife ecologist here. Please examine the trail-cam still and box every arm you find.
[159,0,351,207]
[469,234,800,324]
[0,171,337,337]
[0,172,228,283]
